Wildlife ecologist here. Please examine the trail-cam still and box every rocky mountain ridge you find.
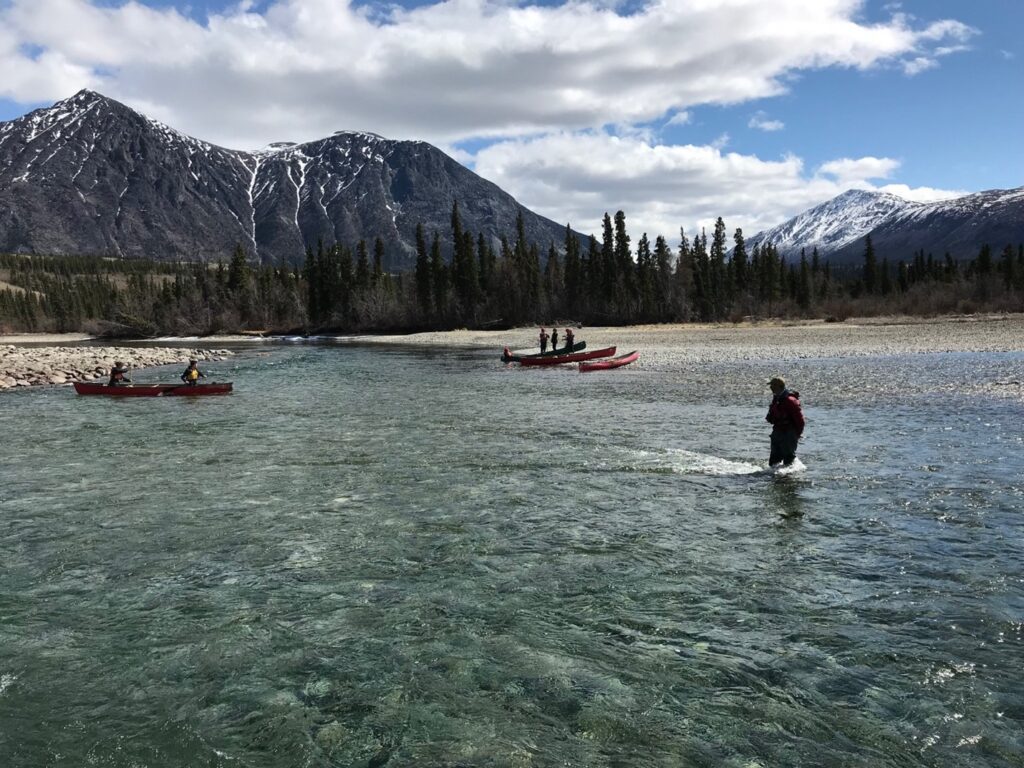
[747,187,1024,264]
[0,90,572,266]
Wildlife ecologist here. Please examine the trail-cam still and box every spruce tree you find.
[355,240,370,294]
[732,228,748,296]
[563,224,582,317]
[414,224,432,314]
[430,232,447,320]
[862,235,877,294]
[709,218,728,318]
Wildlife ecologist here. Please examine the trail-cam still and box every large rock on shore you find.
[0,345,233,391]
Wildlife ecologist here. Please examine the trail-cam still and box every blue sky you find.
[0,0,1019,238]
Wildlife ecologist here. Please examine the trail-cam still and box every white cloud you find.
[0,0,977,148]
[902,56,938,75]
[748,111,785,132]
[0,0,976,245]
[818,156,900,184]
[470,131,963,241]
[710,133,731,150]
[876,184,965,203]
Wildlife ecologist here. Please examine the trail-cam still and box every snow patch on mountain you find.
[0,89,573,264]
[747,189,919,256]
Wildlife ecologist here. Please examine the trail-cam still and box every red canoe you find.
[579,350,639,372]
[73,382,233,397]
[518,346,616,366]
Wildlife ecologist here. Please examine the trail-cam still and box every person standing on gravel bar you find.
[550,327,559,351]
[539,327,549,354]
[766,377,804,467]
[564,327,574,351]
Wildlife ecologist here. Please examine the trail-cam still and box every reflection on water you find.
[1,345,1023,767]
[768,475,809,519]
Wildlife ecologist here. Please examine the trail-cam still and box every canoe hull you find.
[73,382,233,397]
[579,350,639,372]
[502,341,585,362]
[518,346,616,366]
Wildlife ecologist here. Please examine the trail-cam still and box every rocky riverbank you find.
[0,346,233,391]
[349,313,1024,362]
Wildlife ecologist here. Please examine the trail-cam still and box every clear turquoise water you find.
[1,343,1023,767]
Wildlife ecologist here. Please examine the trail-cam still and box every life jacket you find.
[768,390,803,432]
[110,368,127,383]
[185,367,199,381]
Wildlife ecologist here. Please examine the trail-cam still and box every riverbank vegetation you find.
[1,205,1022,336]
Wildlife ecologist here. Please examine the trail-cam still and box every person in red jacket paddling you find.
[766,376,804,468]
[108,361,131,386]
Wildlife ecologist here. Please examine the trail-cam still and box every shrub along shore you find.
[0,345,232,391]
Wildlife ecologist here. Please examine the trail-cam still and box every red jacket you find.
[767,390,804,436]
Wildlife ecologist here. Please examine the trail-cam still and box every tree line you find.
[1,205,1022,336]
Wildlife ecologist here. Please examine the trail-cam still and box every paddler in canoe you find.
[180,359,206,386]
[108,361,132,386]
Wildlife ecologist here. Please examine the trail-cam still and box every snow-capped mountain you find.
[0,90,571,265]
[745,189,918,258]
[747,187,1024,265]
[829,186,1024,264]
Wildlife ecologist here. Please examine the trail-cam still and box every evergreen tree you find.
[653,234,674,318]
[863,235,877,294]
[355,240,370,293]
[599,212,614,305]
[880,258,892,295]
[414,224,432,315]
[1000,243,1015,288]
[797,251,811,311]
[228,243,250,295]
[430,232,447,319]
[709,217,728,318]
[563,224,582,317]
[373,238,385,284]
[613,210,635,315]
[732,228,748,296]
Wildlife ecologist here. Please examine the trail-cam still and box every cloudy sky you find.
[0,0,1020,241]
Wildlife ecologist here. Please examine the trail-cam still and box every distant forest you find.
[1,203,1023,336]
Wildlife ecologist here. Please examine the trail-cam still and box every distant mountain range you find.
[0,90,571,266]
[747,186,1024,265]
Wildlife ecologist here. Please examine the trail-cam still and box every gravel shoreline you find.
[0,346,233,391]
[4,314,1022,392]
[348,314,1024,363]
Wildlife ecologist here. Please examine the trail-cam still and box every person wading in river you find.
[564,327,575,351]
[539,327,549,354]
[765,376,804,468]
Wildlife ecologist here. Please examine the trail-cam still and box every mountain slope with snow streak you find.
[0,91,571,265]
[747,187,1024,265]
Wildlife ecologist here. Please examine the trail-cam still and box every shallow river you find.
[1,343,1023,767]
